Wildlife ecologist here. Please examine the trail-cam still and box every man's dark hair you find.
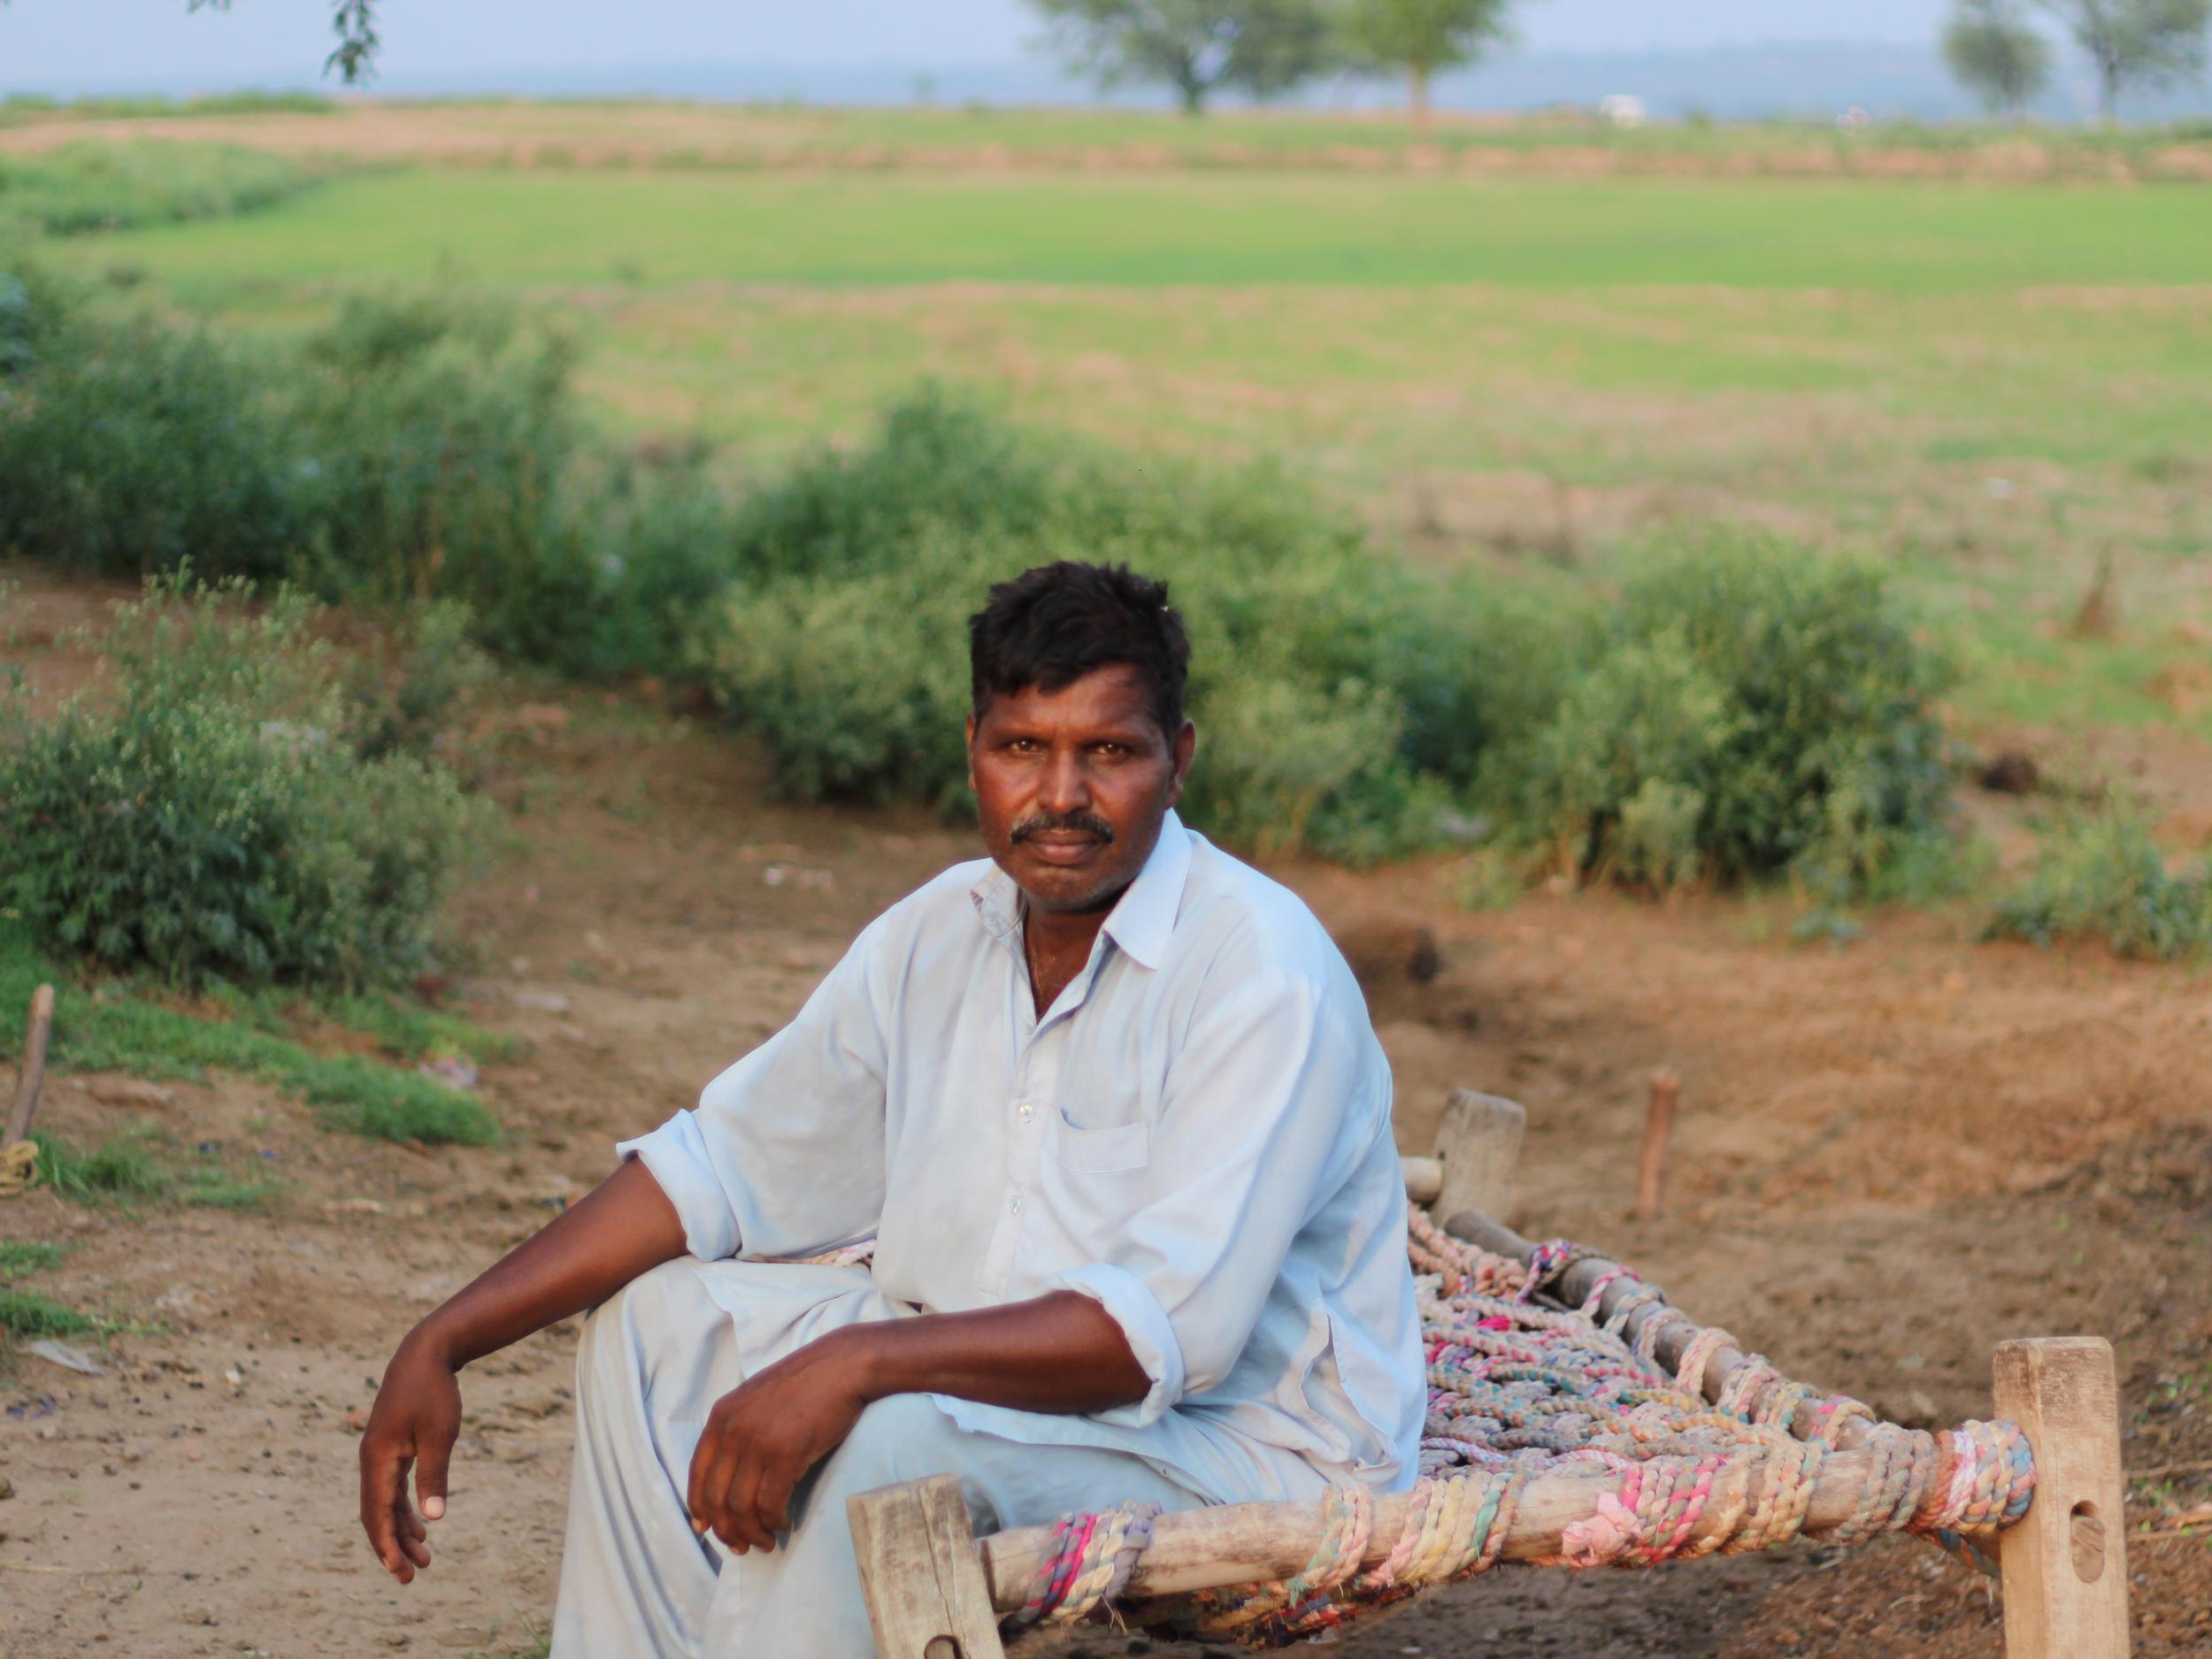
[970,562,1190,739]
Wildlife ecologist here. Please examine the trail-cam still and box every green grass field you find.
[35,117,2212,743]
[65,167,2212,290]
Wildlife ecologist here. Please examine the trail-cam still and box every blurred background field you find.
[12,104,2209,758]
[4,16,2212,1652]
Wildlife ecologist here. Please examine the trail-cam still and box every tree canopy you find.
[2039,0,2212,119]
[180,0,379,81]
[1026,0,1338,115]
[1943,0,2055,117]
[1337,0,1514,132]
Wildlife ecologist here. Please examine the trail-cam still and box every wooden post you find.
[1992,1337,2131,1659]
[4,984,54,1148]
[849,1474,1007,1659]
[1634,1071,1679,1221]
[1432,1089,1525,1231]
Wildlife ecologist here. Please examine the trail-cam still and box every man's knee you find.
[574,1258,704,1411]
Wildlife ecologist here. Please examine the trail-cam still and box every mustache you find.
[1011,810,1115,845]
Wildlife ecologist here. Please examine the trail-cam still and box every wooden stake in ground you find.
[4,982,55,1148]
[1993,1336,2131,1659]
[1432,1089,1525,1230]
[1634,1070,1679,1221]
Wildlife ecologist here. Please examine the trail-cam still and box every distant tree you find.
[1335,0,1513,134]
[1943,0,2055,118]
[2038,0,2211,120]
[1027,0,1337,116]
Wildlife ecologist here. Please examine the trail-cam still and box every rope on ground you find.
[0,1138,38,1198]
[1005,1202,2035,1648]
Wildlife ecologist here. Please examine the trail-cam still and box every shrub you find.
[0,303,309,579]
[0,576,488,991]
[1481,532,1955,894]
[0,142,316,237]
[291,291,584,626]
[1987,807,2212,962]
[342,598,495,764]
[699,388,1484,859]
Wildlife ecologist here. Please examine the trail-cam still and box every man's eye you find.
[1094,743,1126,757]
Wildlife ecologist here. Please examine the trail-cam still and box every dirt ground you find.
[4,571,2210,1658]
[4,102,2207,183]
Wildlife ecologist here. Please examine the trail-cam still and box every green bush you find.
[0,576,488,991]
[0,277,730,677]
[1987,807,2212,962]
[1480,532,1955,894]
[0,293,310,579]
[0,142,315,237]
[292,291,583,619]
[699,388,1479,859]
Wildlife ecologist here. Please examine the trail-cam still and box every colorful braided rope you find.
[999,1205,2038,1649]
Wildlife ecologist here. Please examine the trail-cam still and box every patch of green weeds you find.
[1987,805,2212,962]
[31,1131,281,1210]
[323,993,521,1065]
[0,1288,94,1340]
[0,1240,65,1278]
[32,1130,173,1202]
[0,921,498,1146]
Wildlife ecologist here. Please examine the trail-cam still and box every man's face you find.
[966,664,1196,915]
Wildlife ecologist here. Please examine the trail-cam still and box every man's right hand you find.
[358,1333,463,1584]
[349,1156,687,1583]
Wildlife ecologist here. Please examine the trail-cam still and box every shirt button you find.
[1017,1103,1034,1123]
[1008,1194,1023,1216]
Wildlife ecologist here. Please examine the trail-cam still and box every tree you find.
[1027,0,1336,116]
[2038,0,2211,120]
[187,0,380,81]
[1943,0,2055,118]
[1336,0,1512,134]
[0,2,382,81]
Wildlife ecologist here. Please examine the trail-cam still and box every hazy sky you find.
[3,2,1963,85]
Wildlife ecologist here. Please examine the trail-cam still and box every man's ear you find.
[1167,720,1197,807]
[964,712,979,796]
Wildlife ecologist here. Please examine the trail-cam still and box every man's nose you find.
[1037,747,1090,813]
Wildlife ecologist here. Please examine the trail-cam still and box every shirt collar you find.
[968,809,1193,972]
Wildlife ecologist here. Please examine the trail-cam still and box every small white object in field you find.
[1599,95,1646,128]
[27,1340,105,1377]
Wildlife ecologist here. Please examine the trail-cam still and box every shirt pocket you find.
[1051,1112,1152,1174]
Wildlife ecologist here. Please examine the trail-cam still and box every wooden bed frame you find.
[846,1093,2132,1659]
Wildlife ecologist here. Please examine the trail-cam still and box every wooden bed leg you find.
[848,1475,1008,1659]
[1992,1337,2131,1659]
[1434,1089,1526,1231]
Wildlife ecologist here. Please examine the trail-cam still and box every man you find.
[359,561,1423,1657]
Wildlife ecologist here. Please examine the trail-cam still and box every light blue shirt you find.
[619,810,1424,1503]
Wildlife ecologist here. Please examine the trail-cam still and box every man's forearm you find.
[407,1157,688,1370]
[833,1290,1152,1417]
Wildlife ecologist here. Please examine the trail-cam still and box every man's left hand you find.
[685,1330,871,1554]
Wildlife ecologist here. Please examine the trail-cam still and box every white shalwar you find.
[552,810,1425,1658]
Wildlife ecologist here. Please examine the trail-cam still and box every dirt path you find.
[4,587,2209,1656]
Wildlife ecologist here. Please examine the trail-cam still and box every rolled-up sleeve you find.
[1047,957,1369,1427]
[618,916,894,1263]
